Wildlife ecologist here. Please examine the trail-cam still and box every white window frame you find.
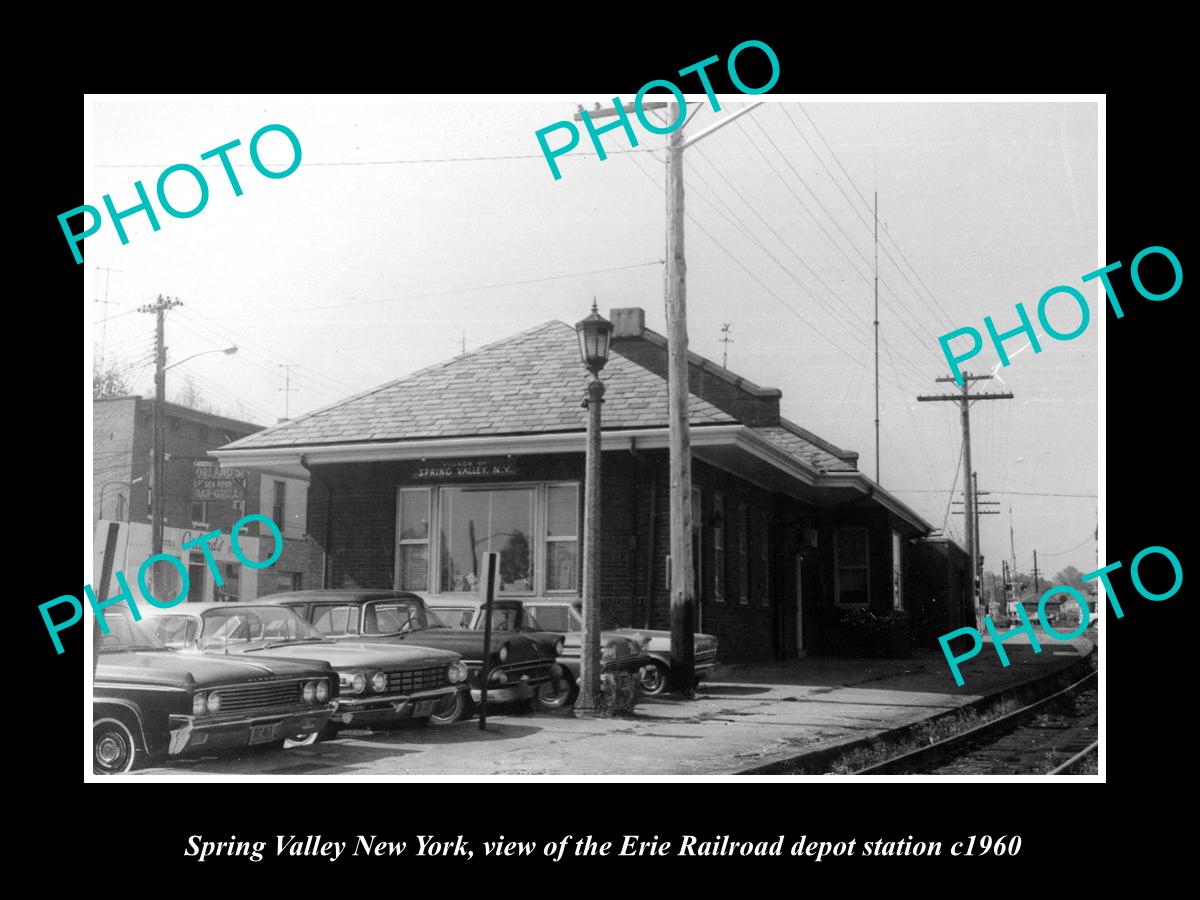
[399,481,582,597]
[738,502,749,605]
[691,486,703,602]
[712,493,725,603]
[395,487,432,592]
[834,526,871,608]
[760,510,771,607]
[544,482,580,594]
[892,530,904,611]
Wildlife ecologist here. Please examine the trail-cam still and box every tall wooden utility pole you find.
[918,372,1012,621]
[577,97,762,695]
[139,295,182,592]
[1032,550,1040,594]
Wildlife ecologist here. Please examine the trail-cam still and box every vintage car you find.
[93,609,337,774]
[429,596,653,709]
[140,602,469,737]
[265,590,565,711]
[520,599,719,696]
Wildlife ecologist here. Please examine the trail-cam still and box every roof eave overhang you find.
[214,426,932,532]
[817,471,934,534]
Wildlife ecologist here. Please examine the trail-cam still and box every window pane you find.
[528,605,571,632]
[440,489,489,591]
[547,485,578,537]
[313,606,351,636]
[546,541,578,591]
[839,569,869,605]
[399,544,429,591]
[400,489,430,540]
[837,529,868,566]
[440,488,534,593]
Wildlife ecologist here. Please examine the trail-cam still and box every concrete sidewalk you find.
[141,629,1094,777]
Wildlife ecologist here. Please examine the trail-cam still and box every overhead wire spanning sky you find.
[85,97,1099,576]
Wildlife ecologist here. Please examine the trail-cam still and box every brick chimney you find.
[610,307,645,339]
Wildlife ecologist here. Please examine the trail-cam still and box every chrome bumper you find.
[167,702,336,755]
[333,685,463,726]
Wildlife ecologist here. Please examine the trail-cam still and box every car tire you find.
[533,673,575,711]
[429,691,466,726]
[639,661,671,697]
[93,717,141,775]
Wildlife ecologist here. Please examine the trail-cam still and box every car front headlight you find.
[315,680,330,702]
[601,643,616,661]
[554,639,565,656]
[371,671,387,693]
[340,672,367,695]
[206,692,222,714]
[303,681,316,703]
[192,693,207,716]
[498,644,509,663]
[448,661,468,684]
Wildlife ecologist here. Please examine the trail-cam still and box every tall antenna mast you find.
[1009,505,1018,576]
[719,322,733,369]
[873,191,880,485]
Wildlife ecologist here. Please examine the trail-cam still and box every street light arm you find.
[678,101,764,150]
[165,345,238,372]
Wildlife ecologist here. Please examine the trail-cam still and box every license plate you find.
[249,723,278,745]
[413,700,436,717]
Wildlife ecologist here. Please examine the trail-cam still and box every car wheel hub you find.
[96,734,126,765]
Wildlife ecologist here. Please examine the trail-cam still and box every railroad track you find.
[853,670,1098,776]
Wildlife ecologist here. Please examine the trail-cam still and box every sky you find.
[85,96,1100,580]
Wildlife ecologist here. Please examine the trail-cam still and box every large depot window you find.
[397,482,579,595]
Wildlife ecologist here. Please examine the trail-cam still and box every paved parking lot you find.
[133,632,1093,777]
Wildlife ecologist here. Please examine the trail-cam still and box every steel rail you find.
[853,669,1097,775]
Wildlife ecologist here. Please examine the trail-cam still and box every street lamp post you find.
[148,340,238,594]
[574,301,613,713]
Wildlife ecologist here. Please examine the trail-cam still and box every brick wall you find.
[303,449,880,665]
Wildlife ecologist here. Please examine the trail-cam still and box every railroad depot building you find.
[215,307,969,662]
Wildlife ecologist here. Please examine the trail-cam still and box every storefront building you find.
[216,308,948,662]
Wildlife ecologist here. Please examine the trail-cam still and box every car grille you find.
[212,680,304,712]
[387,666,448,694]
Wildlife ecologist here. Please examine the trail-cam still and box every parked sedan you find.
[522,600,719,696]
[140,603,469,738]
[93,610,337,774]
[266,591,564,711]
[430,597,652,709]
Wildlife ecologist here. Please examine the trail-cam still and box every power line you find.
[892,489,1098,499]
[626,151,880,380]
[96,147,659,169]
[686,145,930,388]
[792,104,958,330]
[736,116,947,368]
[209,260,666,320]
[1039,532,1098,558]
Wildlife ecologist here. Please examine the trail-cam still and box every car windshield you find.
[97,614,168,653]
[197,606,329,648]
[430,607,473,629]
[362,599,436,635]
[479,605,521,632]
[145,616,199,649]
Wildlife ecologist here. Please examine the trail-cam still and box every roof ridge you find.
[226,320,570,446]
[777,416,856,461]
[630,326,781,398]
